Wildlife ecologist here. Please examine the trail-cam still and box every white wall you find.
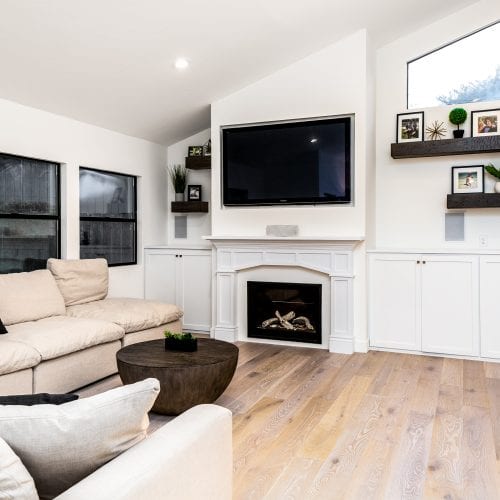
[210,29,374,350]
[376,0,500,250]
[166,129,211,246]
[210,29,371,239]
[0,98,168,297]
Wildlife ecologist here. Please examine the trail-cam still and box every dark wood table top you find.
[116,338,239,369]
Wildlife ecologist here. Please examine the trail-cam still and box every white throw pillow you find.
[0,270,66,326]
[0,436,38,500]
[0,378,160,499]
[47,258,109,306]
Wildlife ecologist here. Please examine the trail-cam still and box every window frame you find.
[0,152,61,273]
[406,20,500,109]
[79,166,138,267]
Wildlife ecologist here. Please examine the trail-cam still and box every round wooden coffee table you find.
[116,339,239,415]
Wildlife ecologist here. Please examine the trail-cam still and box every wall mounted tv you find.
[222,116,353,206]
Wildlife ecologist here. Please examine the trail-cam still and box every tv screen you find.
[222,116,352,206]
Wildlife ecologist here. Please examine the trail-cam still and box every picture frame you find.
[451,165,484,194]
[188,184,202,201]
[188,146,203,157]
[470,109,500,137]
[396,112,424,143]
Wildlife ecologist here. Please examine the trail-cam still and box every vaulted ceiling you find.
[0,0,478,145]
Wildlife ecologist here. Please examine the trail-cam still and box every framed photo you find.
[188,146,203,157]
[451,165,484,194]
[471,109,500,137]
[396,112,424,143]
[188,184,202,201]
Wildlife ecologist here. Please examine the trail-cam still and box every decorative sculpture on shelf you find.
[425,120,447,140]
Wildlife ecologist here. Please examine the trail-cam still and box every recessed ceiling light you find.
[174,58,189,70]
[310,138,318,143]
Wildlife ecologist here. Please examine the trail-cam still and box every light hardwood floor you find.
[79,342,500,499]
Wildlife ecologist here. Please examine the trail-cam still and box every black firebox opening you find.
[247,281,322,344]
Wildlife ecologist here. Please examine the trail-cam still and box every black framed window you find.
[79,167,137,266]
[0,153,60,274]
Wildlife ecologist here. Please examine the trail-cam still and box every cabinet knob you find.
[423,261,426,264]
[417,260,420,264]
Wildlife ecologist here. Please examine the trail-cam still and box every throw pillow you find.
[0,436,39,500]
[0,378,160,499]
[0,318,7,334]
[0,393,78,406]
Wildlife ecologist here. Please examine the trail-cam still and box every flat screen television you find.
[222,116,352,206]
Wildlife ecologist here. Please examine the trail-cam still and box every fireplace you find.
[247,281,322,344]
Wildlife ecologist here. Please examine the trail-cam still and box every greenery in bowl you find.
[164,331,194,340]
[168,164,187,194]
[485,162,500,180]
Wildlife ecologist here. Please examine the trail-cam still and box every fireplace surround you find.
[205,236,363,353]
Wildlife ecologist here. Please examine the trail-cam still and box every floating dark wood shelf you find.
[391,136,500,159]
[185,156,211,170]
[171,201,209,213]
[447,193,500,209]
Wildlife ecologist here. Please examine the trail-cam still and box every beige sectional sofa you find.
[0,259,182,396]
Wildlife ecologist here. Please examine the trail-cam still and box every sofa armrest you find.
[55,404,232,500]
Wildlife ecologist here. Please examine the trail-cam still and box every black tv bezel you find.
[221,116,353,207]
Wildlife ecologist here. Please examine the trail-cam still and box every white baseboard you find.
[214,327,238,343]
[329,336,354,354]
[355,338,369,353]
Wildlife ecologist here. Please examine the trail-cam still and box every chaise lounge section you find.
[0,259,183,395]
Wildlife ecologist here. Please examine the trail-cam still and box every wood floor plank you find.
[464,360,489,408]
[461,405,499,498]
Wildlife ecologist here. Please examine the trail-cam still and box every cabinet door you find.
[480,256,500,358]
[421,255,479,356]
[369,254,421,350]
[144,252,178,304]
[178,252,211,332]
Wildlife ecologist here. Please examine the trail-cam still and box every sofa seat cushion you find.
[0,270,66,326]
[66,298,183,334]
[0,340,41,376]
[6,316,124,361]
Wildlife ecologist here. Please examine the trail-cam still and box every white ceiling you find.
[0,0,478,145]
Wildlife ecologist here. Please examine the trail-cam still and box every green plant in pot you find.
[485,163,500,193]
[164,331,198,352]
[169,164,187,202]
[449,107,467,139]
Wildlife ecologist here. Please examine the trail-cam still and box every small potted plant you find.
[485,163,500,193]
[449,107,467,139]
[164,331,198,352]
[169,164,187,202]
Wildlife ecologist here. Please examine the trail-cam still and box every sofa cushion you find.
[0,378,160,499]
[0,270,66,326]
[0,436,39,500]
[67,298,183,334]
[0,340,41,376]
[47,258,108,306]
[6,316,124,361]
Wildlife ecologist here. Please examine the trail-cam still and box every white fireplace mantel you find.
[204,235,364,354]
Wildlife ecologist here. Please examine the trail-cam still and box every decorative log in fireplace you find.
[247,281,321,344]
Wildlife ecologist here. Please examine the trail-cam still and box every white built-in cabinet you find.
[480,255,500,358]
[145,247,211,333]
[369,253,479,357]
